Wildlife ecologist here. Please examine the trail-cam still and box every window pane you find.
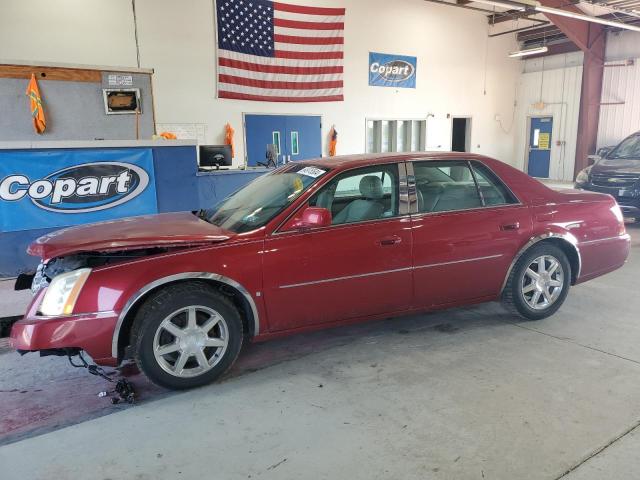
[310,164,399,225]
[397,121,407,152]
[411,121,422,151]
[381,121,391,152]
[471,163,518,206]
[366,120,375,153]
[413,161,482,213]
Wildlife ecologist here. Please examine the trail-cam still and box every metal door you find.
[527,116,553,178]
[244,114,322,166]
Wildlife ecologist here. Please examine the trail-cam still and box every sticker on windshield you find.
[297,166,326,178]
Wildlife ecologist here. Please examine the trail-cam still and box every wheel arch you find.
[501,232,582,293]
[112,272,259,362]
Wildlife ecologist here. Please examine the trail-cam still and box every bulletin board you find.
[0,63,156,141]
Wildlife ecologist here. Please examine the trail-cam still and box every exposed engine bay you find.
[15,247,180,294]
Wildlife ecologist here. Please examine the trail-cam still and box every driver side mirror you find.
[290,207,332,231]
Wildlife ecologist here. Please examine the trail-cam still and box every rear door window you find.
[470,163,519,206]
[413,161,482,213]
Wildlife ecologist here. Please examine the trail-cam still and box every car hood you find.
[592,158,640,176]
[28,212,235,260]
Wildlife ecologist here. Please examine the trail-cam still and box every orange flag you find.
[225,123,235,158]
[328,125,338,157]
[26,74,46,134]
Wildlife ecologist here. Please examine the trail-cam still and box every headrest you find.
[359,175,384,199]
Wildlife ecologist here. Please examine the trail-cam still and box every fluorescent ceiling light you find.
[472,0,526,11]
[534,5,640,32]
[508,45,549,57]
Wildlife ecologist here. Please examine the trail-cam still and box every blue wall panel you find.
[152,146,200,213]
[0,143,268,278]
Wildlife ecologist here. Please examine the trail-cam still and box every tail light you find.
[611,203,626,236]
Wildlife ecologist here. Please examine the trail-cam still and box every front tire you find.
[131,281,243,390]
[502,244,571,320]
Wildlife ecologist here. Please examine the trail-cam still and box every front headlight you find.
[575,166,592,184]
[40,268,91,316]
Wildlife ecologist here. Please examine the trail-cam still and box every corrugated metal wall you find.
[605,31,640,62]
[597,59,640,149]
[515,55,583,181]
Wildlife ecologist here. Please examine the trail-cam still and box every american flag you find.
[216,0,345,102]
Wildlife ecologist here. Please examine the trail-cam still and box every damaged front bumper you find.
[10,289,120,366]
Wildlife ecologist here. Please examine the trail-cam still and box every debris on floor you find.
[68,351,136,405]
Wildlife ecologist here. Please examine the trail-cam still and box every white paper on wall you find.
[156,123,207,144]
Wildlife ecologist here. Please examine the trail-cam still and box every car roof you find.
[296,151,492,170]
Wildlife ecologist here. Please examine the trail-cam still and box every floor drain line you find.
[554,418,640,479]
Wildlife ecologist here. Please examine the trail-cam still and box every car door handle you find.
[378,235,402,246]
[500,222,520,231]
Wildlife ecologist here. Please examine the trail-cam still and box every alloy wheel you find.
[152,305,229,378]
[521,255,565,310]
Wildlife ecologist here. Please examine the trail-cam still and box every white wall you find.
[515,54,583,182]
[597,31,640,149]
[0,0,521,168]
[606,31,640,62]
[598,58,640,149]
[0,0,138,67]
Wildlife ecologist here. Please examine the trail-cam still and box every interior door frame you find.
[242,112,323,168]
[524,114,554,176]
[450,115,473,152]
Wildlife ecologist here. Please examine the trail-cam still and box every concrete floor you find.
[0,225,638,480]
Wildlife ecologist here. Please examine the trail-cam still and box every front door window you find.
[309,164,399,224]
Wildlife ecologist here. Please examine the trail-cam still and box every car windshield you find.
[200,164,329,233]
[609,134,640,159]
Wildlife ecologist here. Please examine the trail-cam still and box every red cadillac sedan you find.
[11,153,630,389]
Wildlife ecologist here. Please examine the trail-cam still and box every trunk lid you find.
[28,212,235,260]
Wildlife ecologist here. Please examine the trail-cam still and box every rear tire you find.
[502,244,571,321]
[131,281,243,390]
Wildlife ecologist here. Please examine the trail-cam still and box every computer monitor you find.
[199,145,232,170]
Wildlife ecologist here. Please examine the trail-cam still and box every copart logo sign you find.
[370,60,415,82]
[368,52,417,89]
[0,162,149,213]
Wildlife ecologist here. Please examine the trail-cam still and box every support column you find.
[536,0,606,177]
[575,28,605,176]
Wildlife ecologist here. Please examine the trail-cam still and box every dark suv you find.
[575,131,640,221]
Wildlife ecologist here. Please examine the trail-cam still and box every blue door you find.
[244,114,321,167]
[527,116,553,178]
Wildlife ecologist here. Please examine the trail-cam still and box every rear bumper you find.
[576,233,631,284]
[10,311,119,366]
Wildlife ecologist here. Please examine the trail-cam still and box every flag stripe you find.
[218,49,343,67]
[274,34,343,45]
[273,18,344,30]
[219,82,342,97]
[274,26,344,37]
[275,50,343,59]
[273,11,344,23]
[219,66,342,82]
[273,2,345,16]
[219,74,342,90]
[274,42,342,52]
[220,90,344,102]
[219,58,343,75]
